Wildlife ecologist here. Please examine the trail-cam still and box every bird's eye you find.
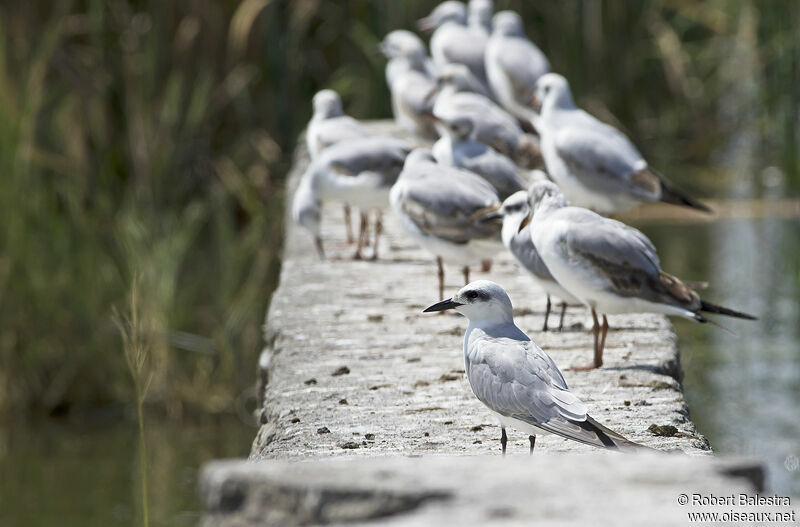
[465,291,478,300]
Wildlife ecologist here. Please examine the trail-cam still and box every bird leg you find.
[500,427,507,456]
[361,211,370,247]
[558,302,567,331]
[352,212,368,260]
[481,259,492,272]
[569,308,601,371]
[370,210,382,260]
[314,236,325,259]
[462,266,470,285]
[437,256,445,301]
[529,435,536,455]
[542,294,551,332]
[343,205,353,244]
[596,315,608,368]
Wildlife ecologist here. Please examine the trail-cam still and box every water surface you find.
[634,215,800,495]
[0,417,253,526]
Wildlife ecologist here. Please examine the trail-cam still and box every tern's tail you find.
[581,416,655,452]
[658,177,713,213]
[698,300,758,321]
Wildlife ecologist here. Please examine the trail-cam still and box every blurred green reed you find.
[0,0,796,420]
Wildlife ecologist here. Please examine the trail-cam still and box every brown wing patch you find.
[468,202,501,223]
[657,272,700,309]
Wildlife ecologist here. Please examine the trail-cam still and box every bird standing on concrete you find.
[294,136,412,260]
[533,73,711,215]
[390,149,503,300]
[498,187,580,331]
[306,90,371,244]
[524,181,756,370]
[423,280,647,453]
[485,11,551,127]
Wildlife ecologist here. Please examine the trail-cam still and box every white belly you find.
[494,411,552,437]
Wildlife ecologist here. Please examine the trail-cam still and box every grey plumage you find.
[432,114,525,200]
[485,11,550,125]
[380,30,438,139]
[527,180,755,369]
[424,280,647,451]
[419,1,490,90]
[534,73,710,214]
[433,69,539,166]
[306,90,369,159]
[391,149,501,244]
[318,136,411,189]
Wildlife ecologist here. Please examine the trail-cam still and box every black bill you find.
[423,298,463,312]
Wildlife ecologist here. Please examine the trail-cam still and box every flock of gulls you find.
[292,0,757,453]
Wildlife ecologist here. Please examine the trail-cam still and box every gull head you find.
[491,10,524,37]
[533,73,575,114]
[312,90,344,119]
[424,280,514,324]
[380,30,426,61]
[499,190,530,245]
[469,0,493,31]
[418,1,466,32]
[518,181,567,232]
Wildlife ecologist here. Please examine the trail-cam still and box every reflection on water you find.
[0,417,253,526]
[635,216,800,496]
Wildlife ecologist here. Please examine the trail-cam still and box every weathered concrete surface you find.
[250,122,710,459]
[201,454,767,527]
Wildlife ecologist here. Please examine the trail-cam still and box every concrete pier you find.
[199,123,768,525]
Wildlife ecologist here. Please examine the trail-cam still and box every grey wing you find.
[440,94,522,155]
[314,117,369,152]
[562,210,705,309]
[509,225,554,281]
[469,338,640,450]
[468,338,586,424]
[325,137,412,186]
[398,169,501,243]
[554,120,661,201]
[458,145,525,200]
[560,209,666,296]
[495,38,550,102]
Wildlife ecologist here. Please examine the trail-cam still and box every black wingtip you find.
[577,419,617,449]
[581,416,656,452]
[700,300,758,321]
[659,179,713,214]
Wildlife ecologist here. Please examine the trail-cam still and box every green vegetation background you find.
[1,0,796,420]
